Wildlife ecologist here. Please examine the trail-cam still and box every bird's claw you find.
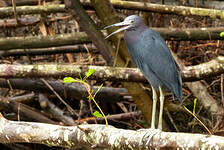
[138,128,161,146]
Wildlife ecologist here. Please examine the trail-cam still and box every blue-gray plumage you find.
[105,15,182,130]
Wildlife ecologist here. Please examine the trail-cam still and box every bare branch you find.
[0,79,128,102]
[182,56,224,81]
[38,93,76,126]
[0,27,223,51]
[0,4,65,18]
[154,27,224,41]
[0,45,97,57]
[0,32,91,50]
[0,16,71,28]
[0,56,223,81]
[107,0,224,20]
[1,1,224,20]
[0,114,224,149]
[0,96,57,124]
[65,0,113,64]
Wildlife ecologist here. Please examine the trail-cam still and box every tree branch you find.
[0,32,91,50]
[0,114,223,149]
[0,56,223,81]
[0,79,128,102]
[182,56,224,81]
[0,45,97,57]
[154,27,224,41]
[0,96,57,124]
[65,0,113,64]
[0,27,223,51]
[0,4,65,18]
[0,16,71,28]
[106,0,224,20]
[1,1,224,20]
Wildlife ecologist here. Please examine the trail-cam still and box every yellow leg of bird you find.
[158,86,164,130]
[151,86,157,129]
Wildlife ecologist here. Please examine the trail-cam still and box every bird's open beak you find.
[104,21,132,39]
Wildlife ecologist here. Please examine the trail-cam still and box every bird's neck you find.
[124,25,147,43]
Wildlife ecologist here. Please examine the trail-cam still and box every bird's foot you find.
[138,128,161,147]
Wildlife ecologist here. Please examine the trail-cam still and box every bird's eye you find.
[130,20,134,23]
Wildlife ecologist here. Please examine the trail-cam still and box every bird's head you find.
[104,15,145,39]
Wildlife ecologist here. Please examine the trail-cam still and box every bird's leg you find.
[139,87,160,146]
[151,86,157,129]
[158,86,164,130]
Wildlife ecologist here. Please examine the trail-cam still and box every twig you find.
[11,0,18,24]
[165,108,179,132]
[40,79,77,117]
[38,93,76,126]
[221,74,224,107]
[184,106,212,135]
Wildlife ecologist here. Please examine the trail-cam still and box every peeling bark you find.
[0,57,223,81]
[0,114,224,149]
[182,56,224,82]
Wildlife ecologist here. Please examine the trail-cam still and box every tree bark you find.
[4,0,55,6]
[0,27,223,51]
[155,27,224,41]
[38,93,76,126]
[173,54,223,117]
[1,1,224,20]
[0,57,223,81]
[0,45,97,57]
[0,113,224,149]
[64,0,113,64]
[0,32,91,50]
[0,96,57,124]
[0,78,192,115]
[0,79,128,102]
[101,0,224,20]
[182,56,224,82]
[0,16,71,28]
[0,4,65,18]
[4,0,224,10]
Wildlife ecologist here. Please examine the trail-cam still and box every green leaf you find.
[93,111,103,118]
[86,68,95,78]
[63,77,76,83]
[220,32,224,37]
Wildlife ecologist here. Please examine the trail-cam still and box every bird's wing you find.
[128,29,182,99]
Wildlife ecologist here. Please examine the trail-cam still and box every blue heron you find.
[104,15,182,130]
